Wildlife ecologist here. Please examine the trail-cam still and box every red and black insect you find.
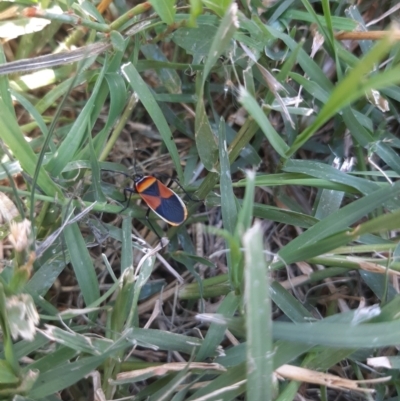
[124,175,188,227]
[107,170,197,241]
[102,157,197,241]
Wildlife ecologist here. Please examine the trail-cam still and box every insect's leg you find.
[144,208,165,245]
[121,187,135,212]
[167,178,200,202]
[101,169,135,211]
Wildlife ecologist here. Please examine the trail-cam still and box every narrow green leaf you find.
[149,0,176,25]
[359,270,396,303]
[234,173,358,193]
[219,118,237,234]
[195,94,218,172]
[64,222,100,311]
[355,207,400,236]
[243,222,273,401]
[236,170,255,237]
[283,159,379,195]
[29,353,111,398]
[255,19,333,91]
[289,72,329,103]
[270,282,314,323]
[110,30,126,52]
[202,0,233,17]
[26,347,78,377]
[314,186,345,220]
[148,366,189,401]
[121,62,183,180]
[27,246,67,296]
[0,46,15,115]
[103,73,127,134]
[34,72,91,114]
[187,362,246,400]
[277,208,400,268]
[110,267,135,337]
[88,130,105,203]
[46,59,107,176]
[126,253,156,329]
[0,284,19,374]
[375,141,400,176]
[289,32,400,155]
[195,292,240,361]
[39,325,112,355]
[172,22,218,63]
[282,10,357,31]
[188,0,203,27]
[273,317,400,348]
[0,97,61,198]
[141,44,182,94]
[127,328,203,355]
[252,203,317,228]
[342,106,373,146]
[277,181,400,266]
[202,1,237,83]
[121,216,133,272]
[194,2,237,172]
[10,90,55,152]
[0,360,19,384]
[239,87,289,158]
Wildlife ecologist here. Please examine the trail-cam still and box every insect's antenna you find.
[133,148,138,176]
[132,148,151,176]
[101,169,132,180]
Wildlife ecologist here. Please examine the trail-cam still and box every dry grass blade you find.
[113,362,226,384]
[275,364,391,393]
[0,42,111,75]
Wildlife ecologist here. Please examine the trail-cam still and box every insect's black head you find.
[133,174,144,183]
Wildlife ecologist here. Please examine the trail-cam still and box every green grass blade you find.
[0,97,61,197]
[121,62,183,180]
[195,292,240,361]
[141,44,182,94]
[46,59,108,176]
[235,170,256,237]
[283,159,379,194]
[187,363,246,400]
[273,317,400,348]
[282,10,357,31]
[255,19,333,90]
[202,1,237,83]
[277,181,400,266]
[219,117,237,234]
[10,90,55,152]
[64,222,100,313]
[149,0,176,25]
[202,0,232,17]
[29,353,112,398]
[288,32,400,155]
[195,93,219,172]
[239,87,290,158]
[27,246,67,296]
[270,282,313,323]
[277,208,400,268]
[88,131,106,203]
[194,1,237,172]
[0,46,15,114]
[121,216,133,272]
[243,222,273,401]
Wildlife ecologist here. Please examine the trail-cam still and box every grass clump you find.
[0,0,400,400]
